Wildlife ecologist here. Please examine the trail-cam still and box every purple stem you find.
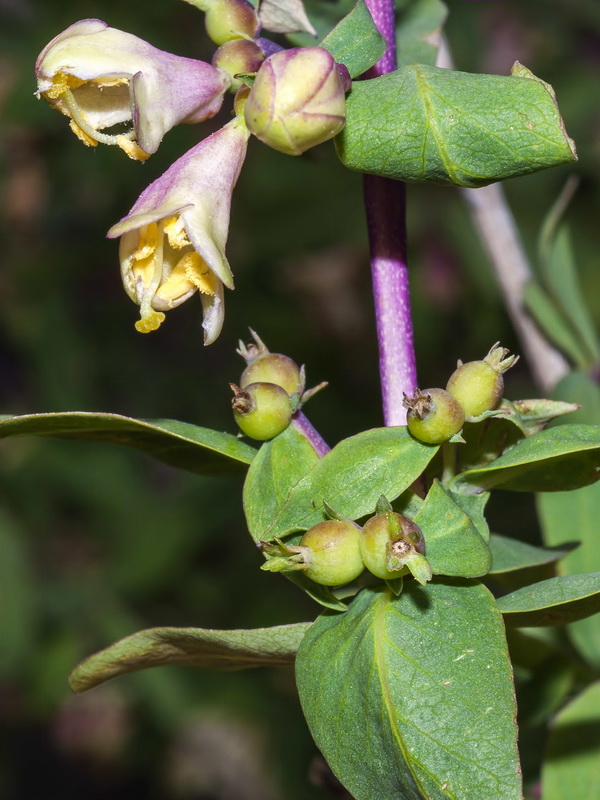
[363,0,417,426]
[291,411,330,457]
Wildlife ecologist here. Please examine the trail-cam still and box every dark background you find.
[0,0,598,797]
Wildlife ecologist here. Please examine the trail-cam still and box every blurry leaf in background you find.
[498,573,600,627]
[395,0,448,69]
[542,681,600,800]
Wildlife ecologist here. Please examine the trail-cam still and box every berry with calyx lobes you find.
[360,512,428,582]
[204,0,260,46]
[446,343,518,418]
[238,329,304,396]
[403,388,465,445]
[298,520,364,586]
[231,382,292,440]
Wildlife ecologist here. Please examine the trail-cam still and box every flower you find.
[244,47,350,156]
[107,116,250,342]
[35,19,231,160]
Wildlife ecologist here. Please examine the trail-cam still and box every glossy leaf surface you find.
[0,412,255,475]
[337,63,576,187]
[259,427,438,541]
[70,622,312,692]
[296,582,522,800]
[498,573,600,626]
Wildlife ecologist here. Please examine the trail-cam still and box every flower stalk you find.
[363,0,417,426]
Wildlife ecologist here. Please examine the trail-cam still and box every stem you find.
[291,411,330,457]
[363,0,417,426]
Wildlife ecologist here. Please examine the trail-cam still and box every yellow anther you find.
[116,135,151,162]
[69,119,98,147]
[133,223,159,261]
[184,252,217,294]
[164,216,190,249]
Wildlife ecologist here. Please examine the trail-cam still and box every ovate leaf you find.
[453,424,600,492]
[260,427,438,541]
[0,412,255,475]
[296,582,522,800]
[498,573,600,626]
[542,681,600,800]
[69,622,312,692]
[244,424,319,542]
[337,63,576,187]
[414,481,492,577]
[320,0,385,78]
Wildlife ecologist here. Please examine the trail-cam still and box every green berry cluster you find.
[403,343,518,445]
[261,508,431,588]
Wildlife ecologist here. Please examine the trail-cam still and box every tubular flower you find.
[107,116,250,342]
[35,19,231,160]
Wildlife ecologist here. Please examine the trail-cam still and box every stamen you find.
[137,220,166,329]
[61,87,136,147]
[164,216,191,249]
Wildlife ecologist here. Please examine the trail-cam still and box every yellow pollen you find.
[116,135,151,162]
[183,252,217,295]
[133,223,159,261]
[45,72,86,100]
[90,76,129,88]
[164,216,191,249]
[69,119,98,147]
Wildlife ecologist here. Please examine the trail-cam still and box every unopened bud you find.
[244,47,350,156]
[212,39,265,92]
[204,0,261,46]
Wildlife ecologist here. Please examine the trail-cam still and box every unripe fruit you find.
[204,0,260,46]
[360,512,425,580]
[231,382,292,440]
[212,39,265,93]
[244,47,350,156]
[241,352,303,396]
[404,388,465,445]
[446,343,518,418]
[299,520,364,586]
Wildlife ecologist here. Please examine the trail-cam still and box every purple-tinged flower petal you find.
[35,19,231,159]
[107,117,250,341]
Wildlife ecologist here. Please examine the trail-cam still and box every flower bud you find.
[403,388,465,445]
[446,343,519,419]
[360,512,428,583]
[244,47,349,156]
[204,0,261,46]
[231,382,292,440]
[212,39,265,92]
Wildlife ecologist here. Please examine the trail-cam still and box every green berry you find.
[299,520,364,586]
[231,382,292,440]
[240,352,303,396]
[403,388,465,445]
[360,512,425,580]
[205,0,260,47]
[446,343,518,418]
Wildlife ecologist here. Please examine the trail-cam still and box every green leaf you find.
[550,371,600,426]
[448,489,491,541]
[395,0,448,69]
[498,573,600,626]
[296,582,522,800]
[542,681,600,800]
[489,534,578,575]
[336,63,576,187]
[69,622,313,692]
[540,226,599,366]
[260,427,438,541]
[320,0,386,78]
[453,424,600,492]
[244,424,319,542]
[0,412,256,476]
[523,280,590,368]
[414,481,492,577]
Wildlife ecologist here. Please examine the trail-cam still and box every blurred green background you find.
[0,0,598,797]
